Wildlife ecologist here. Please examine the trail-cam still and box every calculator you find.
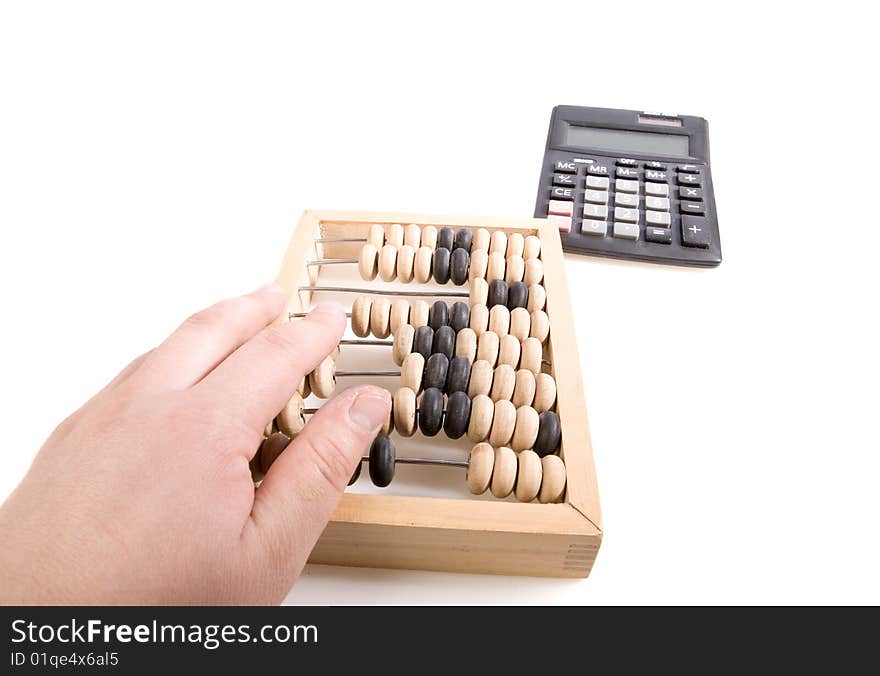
[534,105,721,266]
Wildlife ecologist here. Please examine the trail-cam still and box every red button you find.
[548,200,573,216]
[548,214,572,233]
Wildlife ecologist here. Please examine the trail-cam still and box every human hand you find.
[0,284,390,605]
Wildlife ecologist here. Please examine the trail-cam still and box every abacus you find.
[261,211,601,578]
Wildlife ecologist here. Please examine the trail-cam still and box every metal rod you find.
[289,311,353,318]
[355,456,467,469]
[298,285,468,298]
[338,339,393,346]
[314,237,367,244]
[335,370,400,377]
[306,258,359,266]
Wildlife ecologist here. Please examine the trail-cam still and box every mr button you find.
[681,215,711,248]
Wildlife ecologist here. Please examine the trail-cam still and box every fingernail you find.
[254,281,285,295]
[309,301,346,319]
[348,387,391,432]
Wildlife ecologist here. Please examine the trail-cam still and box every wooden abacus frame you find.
[274,210,602,578]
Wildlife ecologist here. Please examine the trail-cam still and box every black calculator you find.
[534,105,721,266]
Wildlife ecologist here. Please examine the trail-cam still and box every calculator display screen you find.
[562,124,690,157]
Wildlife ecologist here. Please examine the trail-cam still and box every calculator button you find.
[680,201,705,215]
[550,186,575,200]
[645,227,672,244]
[645,210,671,226]
[583,203,609,220]
[587,164,611,176]
[644,170,667,182]
[548,214,572,233]
[548,200,573,216]
[645,182,669,197]
[645,196,670,211]
[679,186,703,201]
[616,178,639,194]
[585,175,610,190]
[678,173,701,186]
[681,215,711,248]
[613,222,640,240]
[581,220,607,236]
[552,173,577,187]
[616,166,639,179]
[614,207,639,223]
[554,160,577,174]
[616,158,639,167]
[677,164,701,173]
[645,161,667,170]
[584,189,609,204]
[615,193,639,208]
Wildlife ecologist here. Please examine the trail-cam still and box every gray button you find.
[645,210,672,226]
[645,196,670,211]
[616,178,639,194]
[645,182,669,197]
[583,203,608,220]
[586,175,610,190]
[614,207,639,223]
[613,222,640,240]
[581,219,607,236]
[615,192,639,208]
[584,189,608,204]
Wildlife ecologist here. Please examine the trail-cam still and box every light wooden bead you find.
[378,244,398,283]
[506,232,525,259]
[470,277,488,307]
[505,255,525,284]
[370,297,392,338]
[466,443,495,495]
[368,224,385,249]
[509,307,530,341]
[490,446,517,498]
[309,355,336,398]
[539,455,566,503]
[533,373,557,413]
[486,251,506,282]
[488,304,510,336]
[404,223,421,249]
[489,399,516,447]
[467,359,494,398]
[386,223,404,247]
[263,419,274,438]
[396,244,416,283]
[421,225,438,250]
[455,327,477,364]
[277,392,306,437]
[515,450,542,502]
[469,303,489,337]
[530,310,550,343]
[381,401,394,435]
[527,284,546,313]
[351,296,372,337]
[389,299,411,334]
[472,228,491,252]
[358,244,378,281]
[520,337,542,374]
[297,373,311,398]
[414,246,433,284]
[523,235,541,260]
[511,405,540,452]
[401,352,425,393]
[393,387,417,437]
[467,394,494,442]
[477,330,500,367]
[469,249,488,281]
[512,369,536,408]
[524,258,544,286]
[490,364,515,401]
[489,230,507,256]
[392,324,415,366]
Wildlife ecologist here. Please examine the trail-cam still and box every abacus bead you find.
[443,391,471,439]
[298,373,311,399]
[446,355,472,394]
[423,353,449,391]
[260,432,291,474]
[453,228,473,252]
[530,310,550,343]
[489,399,516,446]
[467,359,494,398]
[418,387,444,436]
[515,450,543,502]
[410,300,430,328]
[523,234,541,260]
[421,225,438,249]
[512,405,540,452]
[277,392,306,437]
[429,300,449,330]
[490,446,517,498]
[348,460,362,486]
[378,244,398,282]
[264,419,274,438]
[386,223,404,247]
[539,455,567,503]
[414,325,434,360]
[401,352,425,393]
[469,303,489,336]
[472,228,491,252]
[509,307,531,341]
[534,411,562,456]
[467,394,494,442]
[381,401,394,435]
[507,281,529,310]
[392,324,415,366]
[396,244,416,283]
[393,387,418,437]
[450,247,469,285]
[370,297,392,338]
[477,330,500,366]
[524,258,544,286]
[505,255,525,284]
[486,250,506,282]
[487,279,508,308]
[433,247,451,284]
[489,230,507,255]
[389,299,411,334]
[533,373,557,413]
[351,296,373,337]
[512,369,536,408]
[437,226,454,250]
[368,224,385,249]
[470,277,489,307]
[466,443,495,495]
[432,325,456,360]
[527,284,546,313]
[469,249,488,281]
[358,244,378,281]
[520,337,542,374]
[369,435,396,487]
[498,334,521,368]
[414,246,433,284]
[450,301,470,333]
[488,304,510,336]
[490,364,515,401]
[506,232,525,259]
[404,223,421,248]
[309,355,336,398]
[455,327,477,363]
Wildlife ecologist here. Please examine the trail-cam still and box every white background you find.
[1,2,878,605]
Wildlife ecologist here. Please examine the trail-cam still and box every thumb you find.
[247,385,390,583]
